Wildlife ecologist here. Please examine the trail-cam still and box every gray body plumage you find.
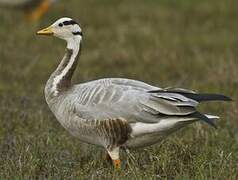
[45,56,229,149]
[39,17,230,163]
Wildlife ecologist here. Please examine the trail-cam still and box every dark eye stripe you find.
[63,20,78,26]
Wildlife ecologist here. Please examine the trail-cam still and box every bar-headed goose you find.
[37,17,231,168]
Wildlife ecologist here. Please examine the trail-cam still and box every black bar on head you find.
[72,31,83,36]
[63,20,78,26]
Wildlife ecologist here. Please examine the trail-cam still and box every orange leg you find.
[107,147,121,169]
[104,153,121,168]
[113,159,121,168]
[28,0,51,21]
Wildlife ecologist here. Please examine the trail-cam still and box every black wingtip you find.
[212,94,232,101]
[149,89,233,102]
[223,96,233,101]
[192,94,232,102]
[186,93,233,102]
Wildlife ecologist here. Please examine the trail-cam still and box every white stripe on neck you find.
[51,36,81,96]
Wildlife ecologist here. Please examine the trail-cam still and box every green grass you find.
[0,0,238,179]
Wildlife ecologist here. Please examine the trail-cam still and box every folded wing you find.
[72,78,230,128]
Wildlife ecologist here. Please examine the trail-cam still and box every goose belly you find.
[125,119,195,148]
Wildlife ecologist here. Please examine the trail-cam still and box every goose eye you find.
[58,23,63,27]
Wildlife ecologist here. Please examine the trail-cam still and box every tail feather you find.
[205,114,219,119]
[193,112,218,128]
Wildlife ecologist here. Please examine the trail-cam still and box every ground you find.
[0,0,237,179]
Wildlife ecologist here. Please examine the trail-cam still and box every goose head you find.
[37,17,82,41]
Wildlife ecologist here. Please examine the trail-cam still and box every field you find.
[0,0,238,179]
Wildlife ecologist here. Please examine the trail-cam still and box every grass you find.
[0,0,238,179]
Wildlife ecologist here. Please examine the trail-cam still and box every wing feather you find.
[72,78,199,123]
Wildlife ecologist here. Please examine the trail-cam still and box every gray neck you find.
[45,36,82,98]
